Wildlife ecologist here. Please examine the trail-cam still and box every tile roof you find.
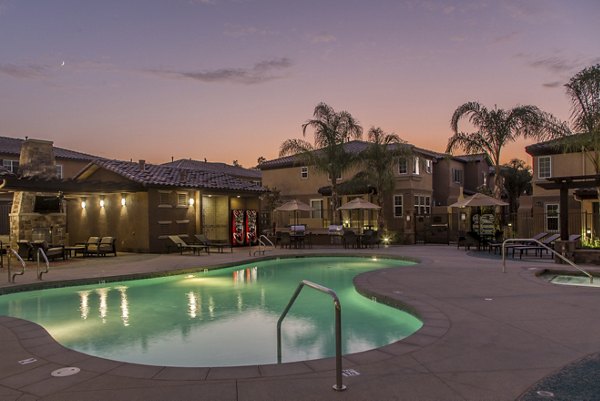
[87,159,266,193]
[0,136,100,161]
[162,159,261,180]
[525,133,588,156]
[258,140,446,170]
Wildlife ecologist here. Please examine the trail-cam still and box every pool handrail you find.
[277,279,346,392]
[36,247,50,280]
[501,238,593,283]
[253,235,274,256]
[8,248,26,283]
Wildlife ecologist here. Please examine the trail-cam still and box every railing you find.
[253,235,274,256]
[36,247,50,280]
[8,248,26,283]
[502,238,593,283]
[277,280,346,391]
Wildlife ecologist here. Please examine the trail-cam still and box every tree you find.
[232,160,241,167]
[563,64,600,173]
[359,127,407,229]
[256,156,266,166]
[447,102,568,198]
[501,159,532,214]
[279,102,363,224]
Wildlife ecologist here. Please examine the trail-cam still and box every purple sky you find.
[1,0,599,167]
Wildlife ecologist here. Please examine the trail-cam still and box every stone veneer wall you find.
[9,139,66,247]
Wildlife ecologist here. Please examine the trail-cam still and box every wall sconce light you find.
[236,195,241,198]
[99,198,105,208]
[460,213,466,221]
[406,215,411,222]
[188,197,195,206]
[586,228,591,236]
[81,199,87,209]
[121,196,127,206]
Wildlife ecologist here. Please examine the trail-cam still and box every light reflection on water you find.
[0,257,422,367]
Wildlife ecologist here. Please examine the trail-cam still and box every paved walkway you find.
[0,245,598,401]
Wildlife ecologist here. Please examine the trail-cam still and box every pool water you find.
[549,274,600,288]
[0,256,422,367]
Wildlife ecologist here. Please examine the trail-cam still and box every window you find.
[452,168,463,184]
[55,164,63,178]
[177,193,188,207]
[412,156,420,175]
[158,191,171,206]
[538,156,551,179]
[393,195,403,217]
[2,159,19,173]
[414,195,431,215]
[310,199,323,219]
[545,203,559,232]
[300,166,308,179]
[425,159,432,174]
[398,158,408,174]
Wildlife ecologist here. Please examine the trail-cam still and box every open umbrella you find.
[448,192,508,208]
[337,198,381,230]
[449,193,508,245]
[275,200,314,225]
[337,198,381,210]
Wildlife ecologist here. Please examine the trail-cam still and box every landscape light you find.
[81,199,86,209]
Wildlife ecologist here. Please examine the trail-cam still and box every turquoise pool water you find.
[0,256,422,367]
[549,274,600,288]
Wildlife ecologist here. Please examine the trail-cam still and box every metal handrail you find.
[277,280,346,391]
[502,238,593,283]
[36,248,50,280]
[8,248,26,283]
[253,235,274,256]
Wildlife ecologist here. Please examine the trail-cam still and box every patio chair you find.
[194,234,231,253]
[17,240,34,261]
[97,237,117,256]
[457,231,478,250]
[494,232,548,255]
[168,235,209,255]
[32,240,65,261]
[360,230,381,248]
[512,233,560,259]
[342,230,358,249]
[82,237,101,257]
[279,232,291,249]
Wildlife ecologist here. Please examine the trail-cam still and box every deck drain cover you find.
[536,390,555,397]
[51,367,80,377]
[342,369,360,377]
[18,358,37,365]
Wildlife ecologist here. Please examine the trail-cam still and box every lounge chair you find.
[491,232,548,255]
[194,234,231,253]
[168,235,209,255]
[512,233,560,259]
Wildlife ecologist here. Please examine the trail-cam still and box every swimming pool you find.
[0,256,422,367]
[546,274,599,288]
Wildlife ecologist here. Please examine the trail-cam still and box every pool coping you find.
[0,253,448,381]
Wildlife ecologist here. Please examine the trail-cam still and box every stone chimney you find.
[139,159,146,170]
[9,138,65,246]
[18,139,57,179]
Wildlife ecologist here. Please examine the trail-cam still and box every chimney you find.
[18,138,57,179]
[138,159,146,170]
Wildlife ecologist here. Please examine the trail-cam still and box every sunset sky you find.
[1,0,599,168]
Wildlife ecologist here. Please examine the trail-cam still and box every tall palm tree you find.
[279,102,363,224]
[447,102,568,198]
[360,127,407,229]
[563,64,600,173]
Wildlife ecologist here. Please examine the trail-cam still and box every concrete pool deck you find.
[0,245,599,401]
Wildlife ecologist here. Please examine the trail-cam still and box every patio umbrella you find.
[275,200,314,225]
[449,193,508,243]
[337,198,381,230]
[448,193,508,208]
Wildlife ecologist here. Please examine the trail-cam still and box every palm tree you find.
[563,64,600,173]
[447,102,568,198]
[501,159,532,215]
[359,127,407,229]
[279,102,363,224]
